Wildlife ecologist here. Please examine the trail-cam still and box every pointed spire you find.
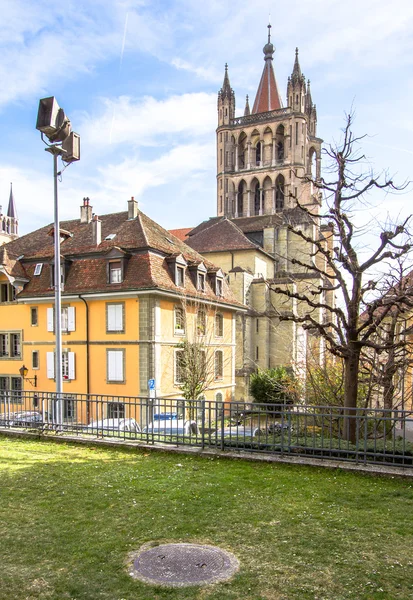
[305,79,313,113]
[220,63,233,99]
[291,47,305,87]
[252,24,282,114]
[7,183,17,219]
[244,95,250,116]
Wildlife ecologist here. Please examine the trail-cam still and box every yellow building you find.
[0,197,243,425]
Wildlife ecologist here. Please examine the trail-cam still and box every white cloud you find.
[80,92,217,149]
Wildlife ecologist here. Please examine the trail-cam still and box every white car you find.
[87,418,141,433]
[143,419,198,435]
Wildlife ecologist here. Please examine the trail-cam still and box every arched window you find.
[277,142,284,160]
[237,181,245,216]
[256,142,261,165]
[254,186,260,215]
[275,175,285,212]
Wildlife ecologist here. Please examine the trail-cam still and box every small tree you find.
[250,367,299,410]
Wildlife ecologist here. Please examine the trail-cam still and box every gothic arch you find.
[237,179,247,217]
[275,174,285,212]
[276,124,285,161]
[263,176,272,213]
[251,177,260,216]
[237,131,248,169]
[309,146,317,178]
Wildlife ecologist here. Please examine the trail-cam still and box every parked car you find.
[6,411,46,428]
[143,419,198,436]
[86,418,141,434]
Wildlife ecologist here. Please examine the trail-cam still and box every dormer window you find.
[176,265,185,287]
[34,263,43,276]
[216,278,223,297]
[109,261,122,284]
[197,272,206,292]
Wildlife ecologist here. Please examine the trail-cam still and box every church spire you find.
[252,24,282,114]
[244,94,250,116]
[7,183,17,219]
[220,63,233,99]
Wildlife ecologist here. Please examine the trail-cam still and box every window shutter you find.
[115,305,123,331]
[68,352,75,380]
[107,305,115,331]
[108,350,123,381]
[67,307,76,332]
[47,308,54,332]
[46,352,55,379]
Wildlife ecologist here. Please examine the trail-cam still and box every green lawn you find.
[0,437,412,600]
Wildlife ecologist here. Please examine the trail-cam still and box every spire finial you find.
[268,23,272,44]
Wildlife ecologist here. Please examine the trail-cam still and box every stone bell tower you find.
[216,25,323,219]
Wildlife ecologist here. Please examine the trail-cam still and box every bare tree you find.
[269,114,412,440]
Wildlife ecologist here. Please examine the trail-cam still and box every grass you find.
[0,438,412,600]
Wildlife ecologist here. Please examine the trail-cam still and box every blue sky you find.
[1,0,412,236]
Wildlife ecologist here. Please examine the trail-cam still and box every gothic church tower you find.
[0,184,19,245]
[216,25,322,219]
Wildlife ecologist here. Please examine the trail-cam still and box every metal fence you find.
[1,391,412,467]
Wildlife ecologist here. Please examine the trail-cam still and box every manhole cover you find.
[129,543,239,587]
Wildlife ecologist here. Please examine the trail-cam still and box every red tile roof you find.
[252,59,282,114]
[1,209,243,309]
[168,228,193,242]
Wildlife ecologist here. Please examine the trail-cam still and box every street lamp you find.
[36,97,80,422]
[19,365,37,388]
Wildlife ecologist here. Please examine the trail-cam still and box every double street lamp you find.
[36,98,80,416]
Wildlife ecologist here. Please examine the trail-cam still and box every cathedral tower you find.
[0,183,19,245]
[216,25,322,219]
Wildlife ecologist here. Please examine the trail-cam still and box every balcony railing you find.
[231,107,292,127]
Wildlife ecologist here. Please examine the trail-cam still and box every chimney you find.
[92,214,101,246]
[80,197,93,224]
[128,196,138,220]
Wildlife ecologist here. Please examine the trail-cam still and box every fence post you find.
[201,399,205,450]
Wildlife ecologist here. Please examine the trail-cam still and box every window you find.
[0,332,21,358]
[107,349,125,383]
[175,349,185,384]
[109,261,122,283]
[32,351,39,370]
[31,307,38,326]
[34,263,43,276]
[46,351,75,380]
[174,306,185,335]
[216,278,223,297]
[215,313,223,337]
[0,283,16,303]
[215,350,223,380]
[256,318,259,333]
[215,392,223,403]
[256,346,259,361]
[106,303,124,333]
[107,402,125,419]
[47,307,76,333]
[197,272,206,292]
[176,265,185,287]
[63,398,76,420]
[0,376,22,403]
[197,309,206,336]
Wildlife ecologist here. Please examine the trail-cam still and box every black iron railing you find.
[0,391,412,467]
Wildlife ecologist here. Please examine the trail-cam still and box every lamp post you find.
[36,97,80,423]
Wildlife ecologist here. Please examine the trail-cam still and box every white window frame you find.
[106,303,125,333]
[197,272,206,292]
[106,349,125,383]
[46,351,75,380]
[216,277,223,297]
[215,313,224,337]
[176,265,185,288]
[214,350,223,380]
[174,306,185,336]
[109,261,122,284]
[34,263,43,276]
[47,306,76,333]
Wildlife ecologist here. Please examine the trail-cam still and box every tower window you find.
[295,123,298,145]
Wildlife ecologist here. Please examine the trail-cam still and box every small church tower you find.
[0,184,19,245]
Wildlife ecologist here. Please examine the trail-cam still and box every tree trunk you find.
[343,347,360,443]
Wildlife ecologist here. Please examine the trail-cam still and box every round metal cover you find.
[129,543,239,587]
